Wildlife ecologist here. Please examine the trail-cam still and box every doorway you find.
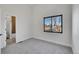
[6,16,16,45]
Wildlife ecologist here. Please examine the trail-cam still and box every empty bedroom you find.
[0,4,78,54]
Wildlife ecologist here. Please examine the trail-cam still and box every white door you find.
[6,16,12,40]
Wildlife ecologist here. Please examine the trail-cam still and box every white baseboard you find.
[33,36,72,48]
[16,36,31,43]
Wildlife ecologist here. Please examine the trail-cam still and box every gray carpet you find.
[1,38,73,54]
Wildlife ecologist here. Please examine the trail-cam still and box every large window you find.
[43,15,63,33]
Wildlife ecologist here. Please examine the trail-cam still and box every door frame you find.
[5,16,16,45]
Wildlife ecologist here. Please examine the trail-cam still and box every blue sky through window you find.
[45,18,51,25]
[55,16,61,25]
[44,16,61,26]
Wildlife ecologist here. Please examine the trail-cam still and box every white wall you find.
[0,4,32,44]
[72,5,79,53]
[33,4,72,47]
[0,9,1,53]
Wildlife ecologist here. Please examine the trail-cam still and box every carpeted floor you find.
[1,38,73,54]
[6,38,16,45]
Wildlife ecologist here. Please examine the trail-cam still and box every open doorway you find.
[6,16,16,45]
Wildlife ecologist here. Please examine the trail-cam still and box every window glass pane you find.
[44,17,51,32]
[52,16,62,32]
